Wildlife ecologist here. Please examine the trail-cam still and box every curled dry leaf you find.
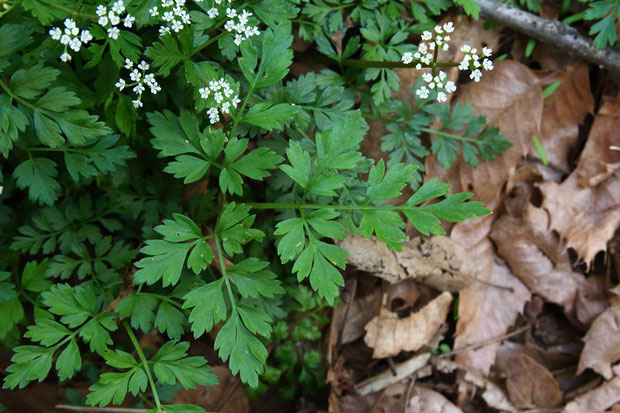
[406,385,463,413]
[578,302,620,380]
[564,365,620,413]
[505,353,563,408]
[340,236,474,292]
[452,217,531,376]
[364,292,452,358]
[532,63,594,172]
[539,170,620,266]
[331,288,383,346]
[576,96,620,187]
[490,206,586,321]
[425,60,542,208]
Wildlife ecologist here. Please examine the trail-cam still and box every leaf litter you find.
[323,16,620,413]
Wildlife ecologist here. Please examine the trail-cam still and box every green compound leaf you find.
[183,279,227,338]
[152,341,217,388]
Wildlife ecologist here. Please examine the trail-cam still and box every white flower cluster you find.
[198,78,240,124]
[401,22,494,103]
[115,59,161,108]
[416,71,456,102]
[458,45,493,82]
[149,0,192,36]
[205,0,233,19]
[96,1,135,40]
[49,19,93,62]
[223,8,260,46]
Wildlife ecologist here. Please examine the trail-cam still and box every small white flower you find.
[416,86,429,99]
[149,6,159,16]
[402,52,413,64]
[199,87,210,99]
[124,58,134,69]
[150,84,161,94]
[69,38,82,52]
[159,26,171,36]
[226,7,237,18]
[49,27,62,40]
[115,78,126,90]
[64,18,76,29]
[207,8,219,18]
[422,73,433,83]
[482,58,493,71]
[60,34,71,45]
[482,47,493,57]
[112,0,125,14]
[60,52,72,62]
[98,16,109,26]
[109,13,121,26]
[231,96,240,106]
[437,91,447,102]
[415,63,422,70]
[133,84,145,94]
[214,91,223,103]
[470,69,482,82]
[138,60,149,70]
[124,14,135,28]
[129,69,141,81]
[96,5,107,16]
[171,20,183,32]
[162,11,174,22]
[442,43,449,51]
[234,34,243,46]
[132,99,143,108]
[445,80,457,93]
[107,27,120,40]
[461,44,471,53]
[221,101,231,113]
[80,30,93,43]
[443,22,454,33]
[71,27,80,36]
[434,25,443,34]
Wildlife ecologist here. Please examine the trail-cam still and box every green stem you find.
[192,31,228,56]
[213,234,237,311]
[0,78,38,111]
[229,79,256,138]
[420,127,479,143]
[343,59,459,70]
[123,321,163,413]
[247,202,402,211]
[561,10,586,25]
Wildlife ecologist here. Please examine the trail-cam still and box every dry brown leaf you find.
[332,288,383,346]
[341,236,474,292]
[564,365,620,413]
[578,302,620,379]
[452,216,531,376]
[539,170,620,266]
[339,236,406,281]
[505,353,562,408]
[576,97,620,187]
[406,385,463,413]
[575,275,609,326]
[172,365,249,413]
[426,60,542,208]
[364,292,452,358]
[490,207,585,319]
[532,63,594,172]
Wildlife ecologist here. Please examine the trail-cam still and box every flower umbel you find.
[49,18,93,62]
[198,78,240,124]
[400,22,494,103]
[96,1,135,40]
[116,59,161,108]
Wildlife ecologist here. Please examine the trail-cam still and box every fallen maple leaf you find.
[539,170,620,266]
[578,302,620,379]
[505,353,563,408]
[364,291,452,358]
[532,63,594,172]
[576,96,620,187]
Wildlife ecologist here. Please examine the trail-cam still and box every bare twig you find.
[476,0,620,77]
[440,324,531,358]
[355,352,431,395]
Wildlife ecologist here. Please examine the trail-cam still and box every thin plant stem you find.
[214,234,237,311]
[122,322,162,413]
[0,78,38,111]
